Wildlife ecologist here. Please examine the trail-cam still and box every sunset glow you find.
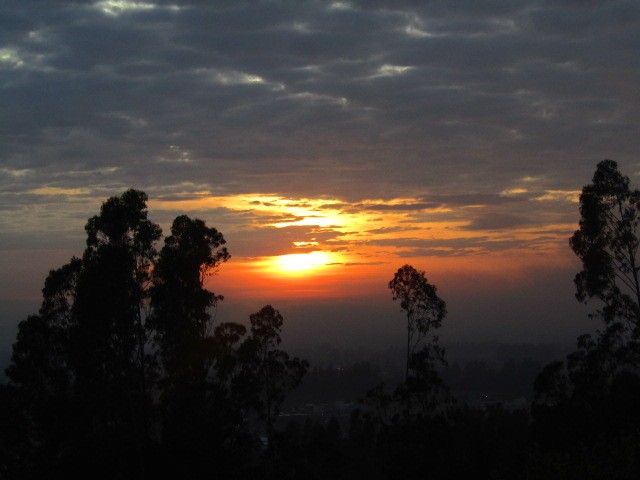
[3,0,635,348]
[269,251,340,276]
[140,185,583,301]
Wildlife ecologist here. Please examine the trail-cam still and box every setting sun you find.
[272,251,337,276]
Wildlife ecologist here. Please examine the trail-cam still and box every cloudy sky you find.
[1,0,639,349]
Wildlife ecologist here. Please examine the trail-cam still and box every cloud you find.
[354,201,440,212]
[29,187,91,195]
[464,212,532,231]
[2,2,635,195]
[0,0,637,324]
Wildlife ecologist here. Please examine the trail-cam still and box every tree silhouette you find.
[570,159,640,335]
[149,215,229,386]
[83,188,161,383]
[531,160,640,477]
[2,190,316,477]
[71,189,161,475]
[4,190,163,477]
[237,305,309,450]
[147,215,251,475]
[7,258,81,399]
[389,265,447,382]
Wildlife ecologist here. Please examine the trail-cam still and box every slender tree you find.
[237,305,308,449]
[389,265,446,382]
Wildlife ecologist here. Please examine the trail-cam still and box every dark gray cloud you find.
[368,234,533,257]
[2,0,638,203]
[228,224,343,257]
[354,202,440,211]
[465,212,533,231]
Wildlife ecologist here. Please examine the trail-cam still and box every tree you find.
[237,305,308,450]
[70,190,161,475]
[7,258,81,399]
[146,215,252,476]
[80,188,162,382]
[5,190,162,477]
[4,190,311,477]
[149,215,230,385]
[530,161,640,477]
[389,265,447,382]
[570,159,640,336]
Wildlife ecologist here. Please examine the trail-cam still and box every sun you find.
[272,251,336,276]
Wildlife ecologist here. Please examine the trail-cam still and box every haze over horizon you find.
[2,0,638,351]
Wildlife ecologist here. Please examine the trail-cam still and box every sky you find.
[1,0,639,350]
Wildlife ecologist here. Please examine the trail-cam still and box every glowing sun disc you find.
[274,251,335,275]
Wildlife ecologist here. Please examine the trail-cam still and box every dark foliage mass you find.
[0,190,306,479]
[529,160,640,478]
[3,162,640,479]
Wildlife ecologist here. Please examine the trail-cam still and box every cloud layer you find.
[1,0,638,344]
[3,1,639,200]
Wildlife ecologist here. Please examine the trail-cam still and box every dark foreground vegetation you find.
[2,160,640,479]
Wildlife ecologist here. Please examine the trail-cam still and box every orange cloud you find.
[149,188,578,301]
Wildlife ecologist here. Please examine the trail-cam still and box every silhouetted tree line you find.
[3,160,640,479]
[0,190,307,479]
[528,160,640,478]
[272,161,640,479]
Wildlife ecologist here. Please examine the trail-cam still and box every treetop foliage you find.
[389,264,446,383]
[389,264,446,334]
[85,188,161,252]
